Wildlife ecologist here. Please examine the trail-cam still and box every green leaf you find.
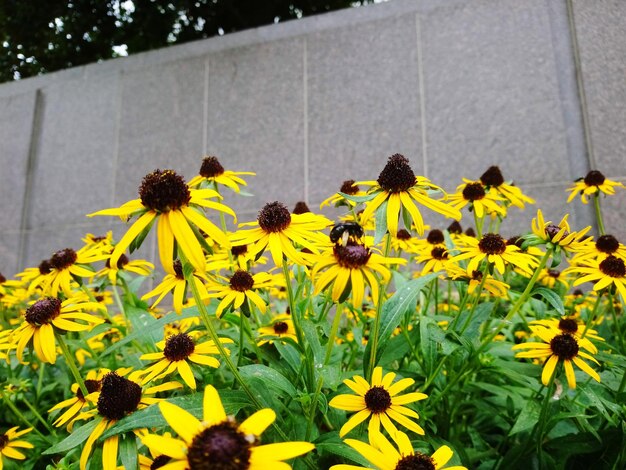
[509,399,541,436]
[239,364,296,397]
[102,390,250,438]
[339,192,377,203]
[374,199,388,245]
[119,433,138,470]
[129,215,156,253]
[43,419,100,455]
[531,287,565,316]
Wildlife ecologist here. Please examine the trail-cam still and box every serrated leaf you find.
[531,287,565,316]
[43,419,100,455]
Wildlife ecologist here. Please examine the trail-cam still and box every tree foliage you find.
[0,0,370,83]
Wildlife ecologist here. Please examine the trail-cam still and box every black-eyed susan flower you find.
[12,296,105,364]
[321,179,366,208]
[529,317,604,354]
[447,179,506,218]
[77,371,182,470]
[389,229,419,253]
[257,313,297,345]
[0,426,33,466]
[94,252,154,284]
[329,367,428,438]
[311,240,405,308]
[188,155,255,193]
[415,246,449,275]
[570,234,626,265]
[88,169,235,274]
[480,166,535,210]
[565,255,626,299]
[444,263,509,298]
[567,170,624,204]
[140,384,315,469]
[142,260,210,315]
[230,201,332,266]
[205,270,277,317]
[138,332,233,389]
[357,154,460,237]
[452,233,536,276]
[330,430,466,470]
[512,325,600,389]
[48,369,106,429]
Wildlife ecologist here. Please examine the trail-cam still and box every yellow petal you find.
[159,401,201,444]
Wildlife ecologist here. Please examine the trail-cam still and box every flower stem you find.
[56,333,89,398]
[21,394,56,435]
[0,388,52,443]
[458,264,489,335]
[593,194,606,236]
[580,292,603,339]
[324,303,343,365]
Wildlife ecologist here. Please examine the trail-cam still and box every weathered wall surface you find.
[1,0,624,277]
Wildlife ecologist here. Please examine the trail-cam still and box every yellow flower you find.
[447,179,506,218]
[94,252,154,284]
[321,179,366,208]
[88,169,235,274]
[525,210,591,264]
[205,270,277,317]
[565,255,626,299]
[142,260,210,315]
[48,369,107,429]
[257,313,298,345]
[331,430,466,470]
[230,201,331,266]
[570,234,626,265]
[138,331,232,389]
[529,317,604,354]
[12,296,105,364]
[444,263,509,298]
[536,268,570,290]
[512,325,600,389]
[357,154,460,237]
[141,384,314,469]
[188,156,255,193]
[479,166,535,209]
[0,426,33,465]
[452,233,536,276]
[311,239,405,307]
[567,170,624,204]
[77,371,182,470]
[329,367,428,438]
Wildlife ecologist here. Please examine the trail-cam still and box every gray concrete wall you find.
[1,0,625,277]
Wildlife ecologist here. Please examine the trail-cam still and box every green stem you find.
[56,333,89,398]
[366,234,392,380]
[593,194,606,236]
[111,284,129,328]
[0,389,52,442]
[324,303,343,365]
[305,376,324,441]
[608,291,625,352]
[580,292,603,339]
[473,210,484,238]
[458,264,489,335]
[21,395,56,434]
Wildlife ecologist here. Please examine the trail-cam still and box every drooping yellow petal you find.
[159,401,201,444]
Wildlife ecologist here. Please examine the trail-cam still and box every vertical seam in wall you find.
[303,37,309,204]
[110,70,123,206]
[565,0,595,170]
[203,58,210,154]
[415,12,428,177]
[17,90,44,269]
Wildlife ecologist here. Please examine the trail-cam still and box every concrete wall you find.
[1,0,625,278]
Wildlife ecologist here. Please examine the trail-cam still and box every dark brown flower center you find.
[471,270,483,281]
[273,321,289,334]
[257,201,291,233]
[292,201,310,214]
[230,271,254,292]
[169,260,184,280]
[139,169,191,213]
[550,333,579,360]
[50,248,77,270]
[596,235,619,254]
[334,242,371,269]
[105,254,129,269]
[187,421,252,470]
[480,166,505,187]
[572,289,584,297]
[151,455,172,470]
[599,255,626,278]
[377,154,416,193]
[447,221,463,234]
[431,247,448,260]
[340,179,359,195]
[548,270,560,278]
[478,233,506,255]
[231,245,248,256]
[426,229,444,245]
[97,372,142,420]
[38,259,52,275]
[558,318,579,334]
[545,224,567,241]
[199,156,225,178]
[163,333,196,361]
[584,170,605,187]
[364,386,392,414]
[395,453,436,470]
[465,228,476,237]
[76,379,102,401]
[0,273,5,284]
[25,297,61,326]
[0,434,8,450]
[396,229,412,241]
[462,182,486,201]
